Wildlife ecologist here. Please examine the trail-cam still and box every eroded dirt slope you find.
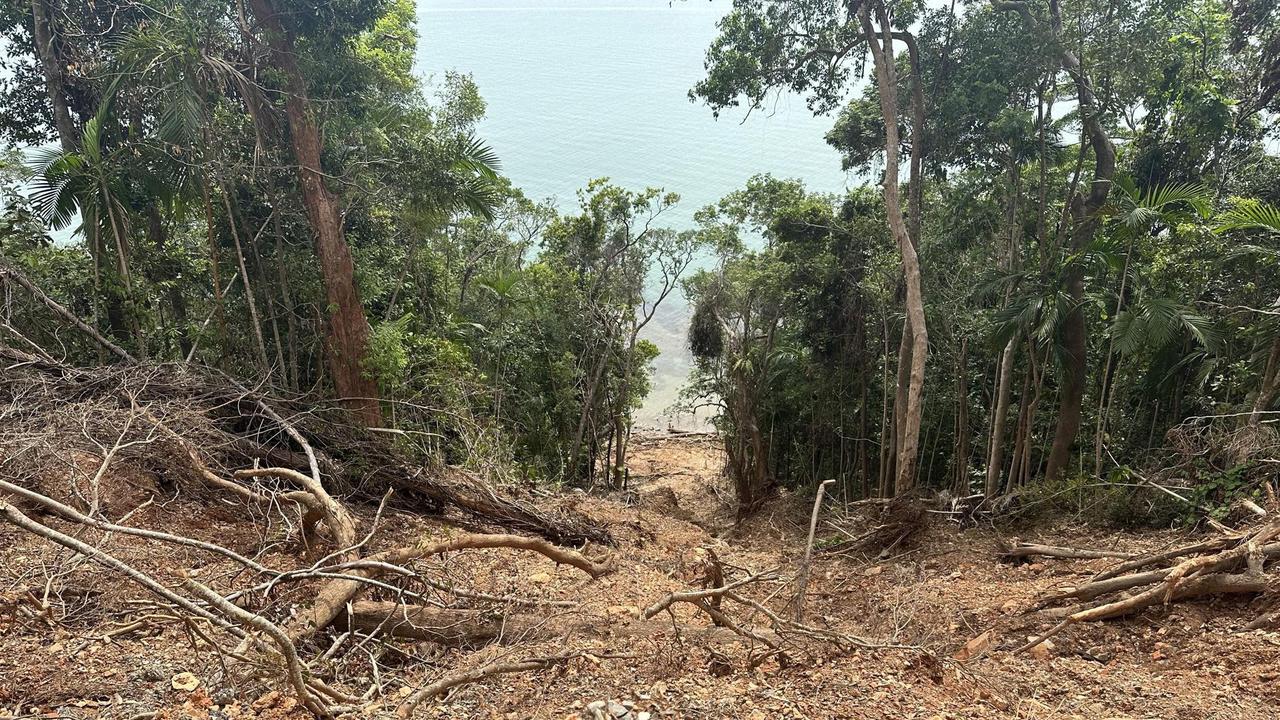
[2,433,1278,720]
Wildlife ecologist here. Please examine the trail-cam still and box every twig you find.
[794,479,835,622]
[395,650,630,717]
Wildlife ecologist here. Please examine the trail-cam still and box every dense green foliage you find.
[0,0,687,485]
[684,0,1280,515]
[1,0,1277,518]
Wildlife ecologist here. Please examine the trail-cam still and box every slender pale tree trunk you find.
[862,2,928,496]
[568,343,611,481]
[953,337,970,494]
[986,158,1022,497]
[878,317,894,497]
[249,0,380,425]
[146,205,191,359]
[612,329,638,488]
[246,213,289,384]
[220,187,270,373]
[273,212,300,389]
[1093,237,1135,474]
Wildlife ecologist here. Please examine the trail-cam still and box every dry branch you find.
[286,532,611,643]
[0,262,134,362]
[343,601,565,645]
[395,650,627,718]
[1022,519,1280,650]
[184,579,331,717]
[1000,542,1133,561]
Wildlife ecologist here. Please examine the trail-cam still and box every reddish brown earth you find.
[2,432,1278,720]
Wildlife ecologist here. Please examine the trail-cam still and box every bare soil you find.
[3,432,1279,720]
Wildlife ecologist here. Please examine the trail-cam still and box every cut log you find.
[286,533,612,642]
[343,602,560,646]
[1000,542,1133,561]
[387,465,614,547]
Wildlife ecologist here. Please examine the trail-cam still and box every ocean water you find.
[415,0,856,424]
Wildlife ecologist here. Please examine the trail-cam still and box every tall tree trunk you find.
[246,211,290,385]
[1248,334,1280,427]
[997,0,1116,482]
[612,330,638,489]
[248,0,380,426]
[878,316,894,497]
[1093,236,1135,474]
[220,187,271,373]
[29,0,76,151]
[568,343,611,482]
[273,212,301,389]
[986,338,1016,495]
[862,2,928,496]
[200,178,227,350]
[986,157,1022,496]
[146,204,191,359]
[953,337,970,494]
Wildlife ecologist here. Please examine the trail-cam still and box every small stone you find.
[529,572,553,583]
[953,630,995,661]
[211,689,235,706]
[1028,639,1055,661]
[1085,645,1114,663]
[863,566,883,576]
[170,672,201,692]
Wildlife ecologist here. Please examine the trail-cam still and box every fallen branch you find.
[0,261,134,362]
[343,601,571,646]
[794,479,835,622]
[184,579,331,717]
[287,533,611,643]
[1000,542,1133,561]
[395,650,629,718]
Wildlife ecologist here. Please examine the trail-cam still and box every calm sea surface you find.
[415,0,856,423]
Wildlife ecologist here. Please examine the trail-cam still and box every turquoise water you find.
[415,0,856,423]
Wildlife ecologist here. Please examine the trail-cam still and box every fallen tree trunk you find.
[1000,542,1134,561]
[386,465,614,547]
[1020,519,1280,652]
[344,601,562,646]
[286,533,612,643]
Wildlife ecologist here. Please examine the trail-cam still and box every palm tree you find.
[1216,200,1280,426]
[28,114,145,355]
[1091,179,1213,474]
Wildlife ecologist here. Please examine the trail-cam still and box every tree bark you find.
[29,0,77,151]
[1248,334,1280,427]
[220,187,271,373]
[986,157,1022,496]
[986,338,1016,496]
[146,204,191,359]
[996,0,1116,482]
[248,0,380,426]
[862,3,928,496]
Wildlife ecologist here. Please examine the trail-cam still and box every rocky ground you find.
[3,432,1279,720]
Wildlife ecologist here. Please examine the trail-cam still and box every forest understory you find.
[4,388,1280,720]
